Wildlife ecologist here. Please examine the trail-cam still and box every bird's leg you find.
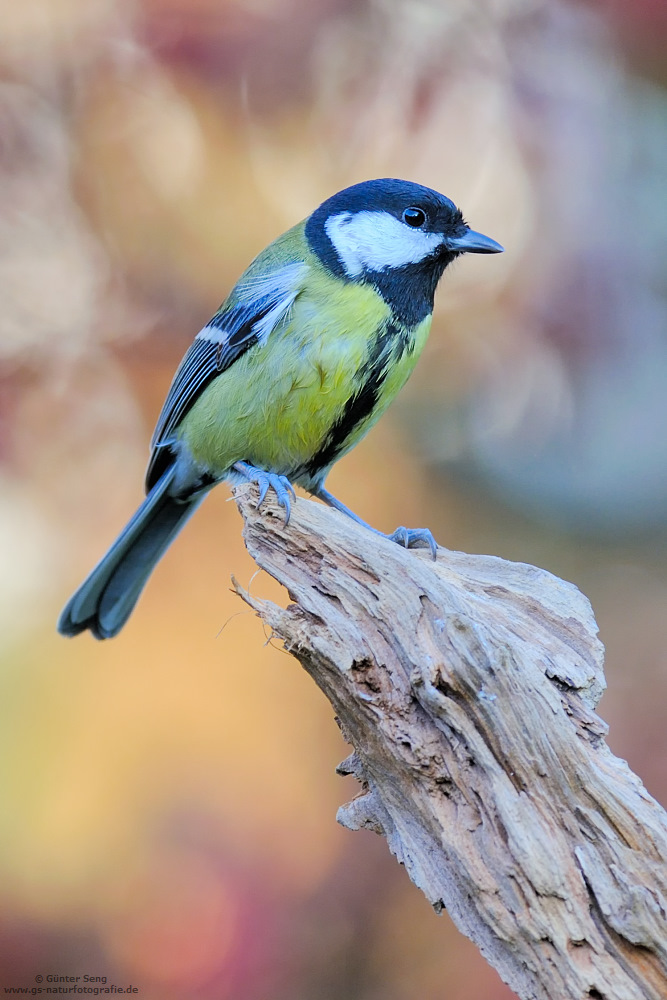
[312,485,437,560]
[233,462,296,525]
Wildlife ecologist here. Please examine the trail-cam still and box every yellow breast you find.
[179,265,431,483]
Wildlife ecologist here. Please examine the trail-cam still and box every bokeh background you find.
[2,0,667,997]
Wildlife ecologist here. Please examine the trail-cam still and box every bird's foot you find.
[386,526,437,560]
[312,486,437,560]
[233,462,296,524]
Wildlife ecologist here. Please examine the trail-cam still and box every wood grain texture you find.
[232,485,667,1000]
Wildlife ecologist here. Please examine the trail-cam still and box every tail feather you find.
[58,468,204,639]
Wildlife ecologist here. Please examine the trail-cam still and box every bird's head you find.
[305,178,503,323]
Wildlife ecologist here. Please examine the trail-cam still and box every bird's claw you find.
[234,462,296,525]
[312,486,437,559]
[387,526,438,560]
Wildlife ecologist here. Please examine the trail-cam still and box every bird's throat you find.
[368,252,454,326]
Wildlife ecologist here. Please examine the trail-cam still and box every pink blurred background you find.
[1,1,667,997]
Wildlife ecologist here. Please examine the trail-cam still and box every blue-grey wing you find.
[145,261,307,491]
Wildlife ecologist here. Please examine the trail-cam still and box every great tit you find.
[58,178,503,639]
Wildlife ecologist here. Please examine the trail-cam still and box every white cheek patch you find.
[325,211,444,277]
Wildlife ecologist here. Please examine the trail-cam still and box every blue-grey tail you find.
[57,468,204,640]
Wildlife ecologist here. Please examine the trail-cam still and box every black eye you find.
[402,207,426,228]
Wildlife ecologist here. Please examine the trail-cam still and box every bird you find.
[58,178,503,639]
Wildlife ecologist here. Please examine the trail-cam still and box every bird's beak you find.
[446,229,504,254]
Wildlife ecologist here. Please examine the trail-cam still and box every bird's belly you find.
[178,289,431,484]
[177,323,373,477]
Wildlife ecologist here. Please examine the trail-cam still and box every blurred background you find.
[1,0,667,997]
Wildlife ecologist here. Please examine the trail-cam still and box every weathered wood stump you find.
[233,485,667,1000]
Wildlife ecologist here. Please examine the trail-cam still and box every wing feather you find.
[145,261,307,491]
